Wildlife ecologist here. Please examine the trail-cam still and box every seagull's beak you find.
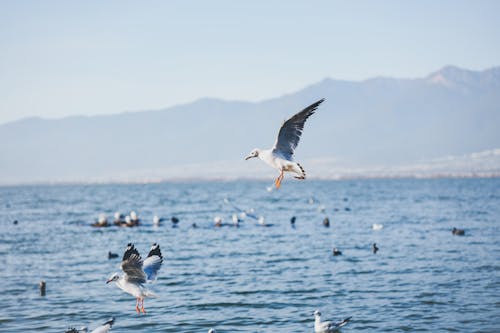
[245,154,254,160]
[106,279,112,284]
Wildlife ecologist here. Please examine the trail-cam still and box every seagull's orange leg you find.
[141,299,146,313]
[275,170,284,189]
[135,298,140,313]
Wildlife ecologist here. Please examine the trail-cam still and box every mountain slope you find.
[1,65,499,183]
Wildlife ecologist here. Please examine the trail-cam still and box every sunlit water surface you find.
[1,179,499,332]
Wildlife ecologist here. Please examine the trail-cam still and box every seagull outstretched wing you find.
[143,243,163,281]
[273,98,324,160]
[121,243,146,284]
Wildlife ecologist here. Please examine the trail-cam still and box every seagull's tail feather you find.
[294,163,306,180]
[337,317,352,328]
[143,289,158,298]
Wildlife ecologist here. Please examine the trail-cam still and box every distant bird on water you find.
[245,99,325,189]
[332,248,342,256]
[452,227,465,236]
[372,243,379,254]
[108,251,119,259]
[323,217,330,227]
[171,216,179,226]
[106,243,163,313]
[313,310,351,333]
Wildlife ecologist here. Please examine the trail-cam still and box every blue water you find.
[1,179,499,332]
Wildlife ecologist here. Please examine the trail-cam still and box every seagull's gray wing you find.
[121,243,146,284]
[143,243,163,281]
[272,98,324,160]
[330,316,352,329]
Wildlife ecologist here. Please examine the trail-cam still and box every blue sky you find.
[0,0,499,124]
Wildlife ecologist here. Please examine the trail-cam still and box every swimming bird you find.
[65,318,114,333]
[290,216,296,225]
[245,99,324,189]
[171,216,179,226]
[323,217,330,227]
[232,214,240,226]
[372,243,379,254]
[92,214,109,227]
[108,251,119,259]
[372,223,383,231]
[130,211,140,226]
[214,216,223,227]
[113,212,124,226]
[153,215,162,226]
[314,310,351,332]
[332,248,342,256]
[106,243,163,313]
[452,227,465,236]
[88,317,114,333]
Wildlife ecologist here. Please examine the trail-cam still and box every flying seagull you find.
[313,310,351,333]
[106,243,163,313]
[245,99,324,189]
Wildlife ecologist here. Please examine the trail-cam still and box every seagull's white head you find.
[106,272,120,284]
[245,148,260,160]
[208,329,216,333]
[313,309,321,317]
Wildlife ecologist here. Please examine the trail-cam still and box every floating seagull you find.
[106,243,163,313]
[314,310,351,333]
[66,317,114,333]
[232,214,240,226]
[153,215,163,226]
[214,216,223,227]
[130,211,140,225]
[372,223,383,231]
[332,248,342,256]
[92,214,109,227]
[245,99,325,189]
[113,212,124,226]
[452,227,465,235]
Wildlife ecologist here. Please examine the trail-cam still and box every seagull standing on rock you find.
[245,99,325,189]
[106,243,163,313]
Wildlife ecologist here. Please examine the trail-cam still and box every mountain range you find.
[1,65,499,184]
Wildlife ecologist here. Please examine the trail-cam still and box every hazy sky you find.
[1,0,499,124]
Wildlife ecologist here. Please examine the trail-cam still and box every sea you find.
[0,179,499,332]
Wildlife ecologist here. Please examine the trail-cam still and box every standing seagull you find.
[245,99,325,189]
[314,310,351,332]
[106,243,163,313]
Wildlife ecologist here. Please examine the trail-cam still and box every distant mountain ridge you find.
[1,65,499,184]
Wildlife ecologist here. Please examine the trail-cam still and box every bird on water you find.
[313,310,351,332]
